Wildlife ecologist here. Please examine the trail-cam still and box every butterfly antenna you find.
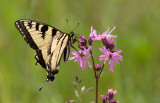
[72,22,79,32]
[39,78,48,91]
[66,19,71,32]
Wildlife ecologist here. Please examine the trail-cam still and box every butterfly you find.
[15,19,77,89]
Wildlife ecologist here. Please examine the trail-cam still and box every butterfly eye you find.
[46,73,55,81]
[51,73,54,77]
[50,73,55,81]
[70,32,75,37]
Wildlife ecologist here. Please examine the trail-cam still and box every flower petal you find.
[71,51,79,55]
[82,57,87,70]
[80,57,83,69]
[108,26,116,35]
[69,56,77,60]
[99,55,109,61]
[85,46,92,54]
[109,59,114,72]
[87,60,92,68]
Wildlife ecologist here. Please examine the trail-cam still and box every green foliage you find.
[0,0,159,103]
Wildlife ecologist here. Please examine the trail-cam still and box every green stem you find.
[98,62,105,78]
[96,76,99,103]
[89,50,96,78]
[89,49,99,103]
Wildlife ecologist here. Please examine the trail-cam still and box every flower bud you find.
[88,37,93,45]
[107,89,117,100]
[102,38,115,51]
[107,40,115,51]
[78,35,87,46]
[78,45,85,50]
[109,99,118,103]
[101,94,107,103]
[95,64,101,71]
[102,37,108,46]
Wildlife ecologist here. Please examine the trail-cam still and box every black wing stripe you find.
[15,20,38,50]
[28,21,32,28]
[63,46,67,61]
[41,25,48,39]
[63,42,70,62]
[36,23,40,31]
[35,50,46,69]
[52,29,57,37]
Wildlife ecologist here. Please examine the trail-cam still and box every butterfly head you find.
[70,32,75,37]
[39,69,59,91]
[47,72,55,81]
[46,69,59,81]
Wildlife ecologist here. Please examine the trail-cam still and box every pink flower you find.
[107,89,118,101]
[99,47,122,72]
[102,38,115,50]
[69,46,92,70]
[78,35,87,46]
[101,89,118,103]
[108,89,117,95]
[101,94,107,103]
[89,26,99,41]
[99,26,117,40]
[95,64,101,71]
[109,99,118,103]
[89,26,117,42]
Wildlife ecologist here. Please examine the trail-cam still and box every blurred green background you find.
[0,0,159,103]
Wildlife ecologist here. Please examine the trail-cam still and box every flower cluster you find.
[69,26,122,72]
[101,89,118,103]
[69,26,122,103]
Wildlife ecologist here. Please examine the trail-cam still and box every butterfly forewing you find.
[15,19,75,82]
[15,20,55,69]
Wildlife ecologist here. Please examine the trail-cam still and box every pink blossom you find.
[101,89,118,103]
[95,64,101,71]
[108,89,117,95]
[78,35,87,46]
[101,94,107,103]
[99,26,117,40]
[99,47,122,72]
[89,26,99,41]
[107,89,118,101]
[69,46,92,70]
[89,26,117,42]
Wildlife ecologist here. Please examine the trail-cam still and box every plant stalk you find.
[96,76,99,103]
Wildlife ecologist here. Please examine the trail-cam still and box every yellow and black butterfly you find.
[15,19,77,89]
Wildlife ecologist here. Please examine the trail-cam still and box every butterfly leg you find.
[71,46,79,52]
[73,36,78,43]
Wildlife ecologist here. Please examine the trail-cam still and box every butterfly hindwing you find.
[48,31,69,72]
[64,37,73,62]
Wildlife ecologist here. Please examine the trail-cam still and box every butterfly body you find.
[15,19,75,82]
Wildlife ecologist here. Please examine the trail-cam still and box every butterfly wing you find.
[48,33,69,72]
[63,36,74,62]
[15,19,63,69]
[15,19,75,82]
